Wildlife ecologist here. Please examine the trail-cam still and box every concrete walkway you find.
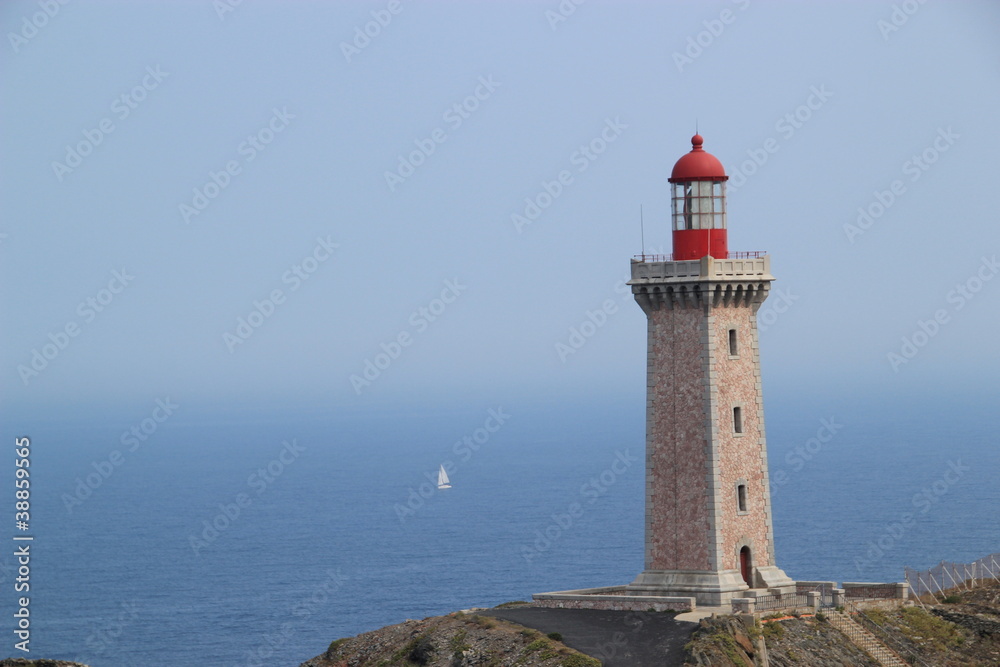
[675,605,730,623]
[484,607,698,667]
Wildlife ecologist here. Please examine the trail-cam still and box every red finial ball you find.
[691,134,704,150]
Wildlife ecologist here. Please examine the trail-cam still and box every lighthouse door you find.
[739,547,752,586]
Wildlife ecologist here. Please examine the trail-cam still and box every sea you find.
[6,388,999,666]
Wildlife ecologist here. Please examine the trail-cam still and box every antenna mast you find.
[640,204,645,258]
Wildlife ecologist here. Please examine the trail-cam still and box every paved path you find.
[484,607,698,666]
[675,605,730,623]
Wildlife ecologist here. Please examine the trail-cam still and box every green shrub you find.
[391,634,435,665]
[326,637,349,656]
[762,621,785,641]
[524,639,548,653]
[559,655,601,667]
[900,607,964,650]
[408,634,435,664]
[547,632,563,641]
[450,629,471,656]
[470,614,497,629]
[864,609,889,626]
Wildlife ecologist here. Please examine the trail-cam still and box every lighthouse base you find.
[627,566,796,607]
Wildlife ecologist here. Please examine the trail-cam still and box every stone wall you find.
[532,597,694,613]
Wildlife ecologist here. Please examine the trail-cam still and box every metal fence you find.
[844,583,898,600]
[752,592,811,612]
[904,553,1000,597]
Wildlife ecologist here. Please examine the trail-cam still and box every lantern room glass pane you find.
[672,180,727,231]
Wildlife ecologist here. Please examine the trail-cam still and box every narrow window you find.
[728,328,738,356]
[737,484,747,512]
[733,406,743,434]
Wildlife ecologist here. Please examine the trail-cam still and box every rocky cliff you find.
[299,608,601,667]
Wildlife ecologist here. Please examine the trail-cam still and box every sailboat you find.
[437,465,451,490]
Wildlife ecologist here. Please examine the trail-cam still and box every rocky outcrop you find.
[299,610,600,667]
[684,614,881,667]
[931,608,1000,637]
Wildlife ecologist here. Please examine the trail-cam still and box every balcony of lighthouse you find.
[630,251,772,283]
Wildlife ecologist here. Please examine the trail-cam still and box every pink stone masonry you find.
[645,306,711,571]
[711,305,774,573]
[643,294,777,578]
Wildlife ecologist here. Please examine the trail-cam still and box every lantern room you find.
[668,134,729,261]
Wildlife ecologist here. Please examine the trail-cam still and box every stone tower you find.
[625,135,794,606]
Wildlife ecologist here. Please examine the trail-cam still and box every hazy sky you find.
[3,0,999,415]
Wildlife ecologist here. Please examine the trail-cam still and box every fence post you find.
[928,572,942,596]
[895,582,909,600]
[833,588,845,608]
[807,591,820,613]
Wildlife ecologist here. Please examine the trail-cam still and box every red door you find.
[739,547,751,586]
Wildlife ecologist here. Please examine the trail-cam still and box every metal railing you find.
[632,250,766,262]
[846,599,933,667]
[753,592,811,612]
[845,583,899,600]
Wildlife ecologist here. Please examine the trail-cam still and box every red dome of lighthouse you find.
[669,134,728,182]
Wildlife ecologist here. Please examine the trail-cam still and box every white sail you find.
[437,464,451,489]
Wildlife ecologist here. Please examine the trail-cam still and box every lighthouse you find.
[625,134,795,605]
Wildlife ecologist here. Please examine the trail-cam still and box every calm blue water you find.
[5,391,998,666]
